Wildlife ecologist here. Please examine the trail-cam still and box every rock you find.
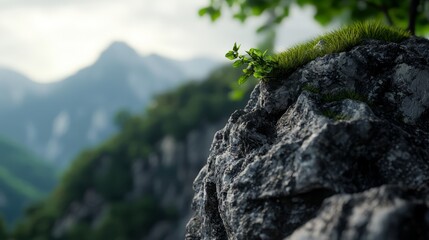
[186,37,429,240]
[286,185,429,240]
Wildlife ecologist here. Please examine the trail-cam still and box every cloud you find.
[0,0,113,8]
[0,0,323,82]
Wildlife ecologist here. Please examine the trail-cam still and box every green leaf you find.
[264,65,273,72]
[256,24,270,33]
[253,71,264,78]
[262,49,268,56]
[251,6,264,16]
[233,12,247,22]
[225,51,237,60]
[243,65,254,74]
[238,75,248,85]
[265,55,274,61]
[254,65,264,73]
[232,60,244,67]
[198,7,208,16]
[247,48,263,58]
[225,42,277,85]
[226,0,235,7]
[210,9,221,21]
[229,89,245,101]
[233,42,240,52]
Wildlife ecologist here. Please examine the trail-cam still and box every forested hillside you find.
[12,66,254,239]
[0,136,56,225]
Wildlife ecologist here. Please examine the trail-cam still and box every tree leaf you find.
[198,7,209,16]
[233,12,247,22]
[210,9,221,21]
[226,0,235,7]
[251,6,264,16]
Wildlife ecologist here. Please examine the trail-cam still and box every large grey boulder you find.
[186,37,429,240]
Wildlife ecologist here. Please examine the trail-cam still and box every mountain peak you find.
[106,41,135,52]
[98,41,141,64]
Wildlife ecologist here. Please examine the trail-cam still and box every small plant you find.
[226,22,410,85]
[226,43,277,84]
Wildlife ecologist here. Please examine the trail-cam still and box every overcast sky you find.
[0,0,325,83]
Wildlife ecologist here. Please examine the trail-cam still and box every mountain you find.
[11,66,253,239]
[0,67,50,110]
[0,41,219,168]
[0,135,56,226]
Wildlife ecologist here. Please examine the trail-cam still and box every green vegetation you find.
[0,166,43,199]
[200,0,429,35]
[0,217,8,239]
[302,84,369,104]
[0,136,56,226]
[226,44,277,83]
[322,110,351,121]
[226,43,277,84]
[12,66,251,239]
[275,21,410,76]
[228,22,410,82]
[86,198,176,240]
[302,85,368,121]
[302,84,321,94]
[321,90,369,104]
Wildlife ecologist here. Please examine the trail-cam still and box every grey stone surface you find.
[286,185,429,240]
[186,37,429,240]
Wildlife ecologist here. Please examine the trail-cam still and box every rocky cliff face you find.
[186,37,429,240]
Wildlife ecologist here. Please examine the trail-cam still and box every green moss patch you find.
[321,90,368,104]
[302,84,369,104]
[274,21,410,76]
[322,110,351,121]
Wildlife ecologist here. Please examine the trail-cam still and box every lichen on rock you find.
[186,37,429,240]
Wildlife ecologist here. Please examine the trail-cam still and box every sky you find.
[0,0,325,83]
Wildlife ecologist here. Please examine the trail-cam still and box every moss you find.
[302,84,369,104]
[321,90,368,103]
[302,84,321,94]
[301,86,367,121]
[273,21,410,76]
[322,110,350,121]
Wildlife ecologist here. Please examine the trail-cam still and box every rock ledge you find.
[186,37,429,240]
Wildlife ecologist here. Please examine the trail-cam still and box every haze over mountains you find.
[0,41,219,168]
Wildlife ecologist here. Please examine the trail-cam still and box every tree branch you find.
[380,4,394,26]
[408,0,421,35]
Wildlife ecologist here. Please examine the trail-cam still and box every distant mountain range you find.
[0,41,219,168]
[10,66,251,239]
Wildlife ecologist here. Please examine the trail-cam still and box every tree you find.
[0,216,8,239]
[200,0,429,35]
[114,109,132,129]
